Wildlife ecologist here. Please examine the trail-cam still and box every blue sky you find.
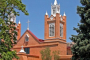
[16,0,81,42]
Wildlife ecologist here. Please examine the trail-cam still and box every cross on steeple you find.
[27,20,30,30]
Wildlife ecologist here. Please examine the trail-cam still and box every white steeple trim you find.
[19,46,26,53]
[15,25,17,28]
[19,20,21,24]
[60,15,61,17]
[54,0,57,5]
[45,11,48,15]
[63,12,66,16]
[56,11,59,13]
[8,12,16,23]
[27,28,29,30]
[26,34,29,37]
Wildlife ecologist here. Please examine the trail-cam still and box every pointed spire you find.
[63,12,66,16]
[45,11,48,15]
[19,20,21,24]
[54,0,57,5]
[19,46,26,53]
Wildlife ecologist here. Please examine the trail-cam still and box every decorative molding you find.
[44,38,66,41]
[19,46,26,53]
[13,43,58,48]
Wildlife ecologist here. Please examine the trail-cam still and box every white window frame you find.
[60,23,63,37]
[49,23,55,37]
[53,9,56,14]
[25,34,29,42]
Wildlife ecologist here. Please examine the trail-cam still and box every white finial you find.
[45,11,48,15]
[63,12,66,16]
[19,20,21,24]
[54,0,57,5]
[27,20,30,30]
[19,46,26,53]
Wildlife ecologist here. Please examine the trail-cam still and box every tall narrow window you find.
[25,34,29,42]
[24,48,30,54]
[53,10,55,14]
[49,23,55,37]
[60,23,63,37]
[26,37,29,41]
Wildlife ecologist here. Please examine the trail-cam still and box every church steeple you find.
[44,0,67,42]
[51,0,60,17]
[54,0,57,5]
[8,12,16,23]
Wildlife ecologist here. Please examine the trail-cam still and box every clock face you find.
[50,16,53,20]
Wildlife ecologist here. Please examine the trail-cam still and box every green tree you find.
[0,0,29,60]
[53,50,60,60]
[40,47,60,60]
[40,47,52,60]
[70,0,90,60]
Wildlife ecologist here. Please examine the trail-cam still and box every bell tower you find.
[44,0,66,42]
[8,12,16,23]
[51,0,60,17]
[8,12,21,40]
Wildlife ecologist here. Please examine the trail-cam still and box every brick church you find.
[12,0,72,60]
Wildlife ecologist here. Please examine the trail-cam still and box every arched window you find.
[25,34,29,42]
[26,37,29,41]
[60,23,63,37]
[49,23,55,37]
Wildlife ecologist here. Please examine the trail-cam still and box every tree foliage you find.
[40,47,52,60]
[40,47,60,60]
[0,0,29,60]
[70,0,90,60]
[53,50,60,60]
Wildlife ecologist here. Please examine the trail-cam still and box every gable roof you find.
[17,30,44,43]
[27,30,44,42]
